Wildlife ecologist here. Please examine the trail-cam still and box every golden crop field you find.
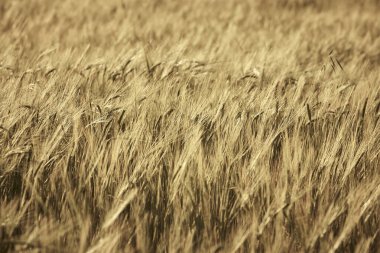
[0,0,380,252]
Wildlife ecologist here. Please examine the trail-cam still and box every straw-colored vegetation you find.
[1,0,379,252]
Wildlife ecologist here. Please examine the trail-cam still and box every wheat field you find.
[0,0,380,252]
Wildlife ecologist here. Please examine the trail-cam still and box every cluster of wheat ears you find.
[0,0,380,252]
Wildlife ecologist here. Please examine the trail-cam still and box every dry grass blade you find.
[102,189,138,230]
[306,103,312,123]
